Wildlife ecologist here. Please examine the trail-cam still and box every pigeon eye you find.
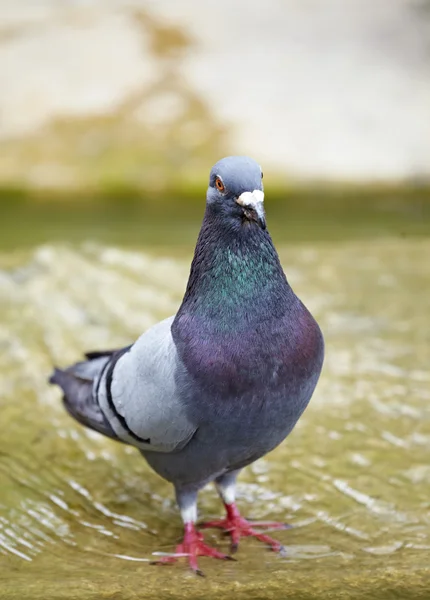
[261,172,264,179]
[215,178,225,192]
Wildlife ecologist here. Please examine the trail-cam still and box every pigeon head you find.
[207,156,265,229]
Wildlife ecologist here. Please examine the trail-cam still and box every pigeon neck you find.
[175,207,293,326]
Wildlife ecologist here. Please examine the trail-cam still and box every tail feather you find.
[49,358,121,443]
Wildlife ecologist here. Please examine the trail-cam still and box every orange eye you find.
[215,178,225,192]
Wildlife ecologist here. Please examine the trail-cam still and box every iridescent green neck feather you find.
[175,207,293,332]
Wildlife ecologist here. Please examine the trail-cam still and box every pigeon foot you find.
[200,502,288,553]
[151,522,234,576]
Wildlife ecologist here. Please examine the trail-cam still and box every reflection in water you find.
[0,240,429,597]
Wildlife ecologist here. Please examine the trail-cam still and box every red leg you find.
[200,502,288,553]
[151,523,234,576]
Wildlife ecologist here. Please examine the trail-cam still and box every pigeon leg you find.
[151,489,233,576]
[200,471,288,553]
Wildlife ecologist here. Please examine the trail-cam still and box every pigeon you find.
[50,156,324,575]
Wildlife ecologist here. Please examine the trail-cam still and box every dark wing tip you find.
[84,349,116,360]
[49,367,63,386]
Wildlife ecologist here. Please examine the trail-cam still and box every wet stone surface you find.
[0,240,429,598]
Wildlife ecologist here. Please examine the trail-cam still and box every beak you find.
[236,190,266,229]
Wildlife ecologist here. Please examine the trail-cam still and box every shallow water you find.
[0,238,429,599]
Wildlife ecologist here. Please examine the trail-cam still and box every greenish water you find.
[0,199,429,599]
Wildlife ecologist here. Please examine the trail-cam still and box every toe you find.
[247,521,291,530]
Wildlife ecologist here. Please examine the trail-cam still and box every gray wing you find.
[97,316,197,453]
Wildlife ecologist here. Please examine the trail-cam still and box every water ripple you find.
[0,240,429,592]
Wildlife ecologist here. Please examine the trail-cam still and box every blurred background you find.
[1,2,430,599]
[0,0,429,246]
